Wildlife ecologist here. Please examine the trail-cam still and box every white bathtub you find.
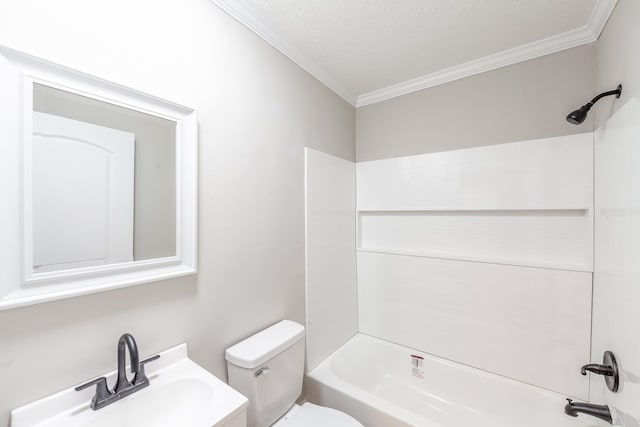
[306,334,591,427]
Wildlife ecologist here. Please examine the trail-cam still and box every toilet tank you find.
[225,320,305,427]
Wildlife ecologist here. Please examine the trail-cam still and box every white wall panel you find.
[357,134,593,211]
[357,251,592,399]
[592,94,640,424]
[356,135,594,397]
[359,209,592,271]
[305,148,358,371]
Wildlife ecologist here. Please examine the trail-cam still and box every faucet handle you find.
[75,377,113,404]
[75,376,108,392]
[580,351,619,393]
[581,364,615,376]
[133,354,160,386]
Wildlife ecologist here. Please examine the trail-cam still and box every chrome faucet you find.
[75,333,160,410]
[564,399,612,424]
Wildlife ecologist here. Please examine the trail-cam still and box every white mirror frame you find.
[0,46,198,310]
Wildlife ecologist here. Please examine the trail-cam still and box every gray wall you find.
[594,0,640,127]
[0,0,354,425]
[356,45,597,161]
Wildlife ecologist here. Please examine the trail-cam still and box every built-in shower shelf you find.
[357,208,593,272]
[356,248,592,272]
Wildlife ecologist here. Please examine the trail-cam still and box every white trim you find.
[208,0,617,108]
[357,0,619,107]
[588,0,619,37]
[357,27,591,107]
[209,0,358,106]
[356,248,592,274]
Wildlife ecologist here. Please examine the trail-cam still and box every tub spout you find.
[564,399,612,424]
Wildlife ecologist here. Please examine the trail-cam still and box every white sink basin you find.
[11,344,248,427]
[75,378,214,427]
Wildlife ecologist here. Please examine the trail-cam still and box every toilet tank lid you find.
[225,320,305,369]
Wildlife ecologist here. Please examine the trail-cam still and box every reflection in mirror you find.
[32,83,177,274]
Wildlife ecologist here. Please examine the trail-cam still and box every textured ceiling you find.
[239,0,599,99]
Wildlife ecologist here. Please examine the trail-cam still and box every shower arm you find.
[584,85,623,108]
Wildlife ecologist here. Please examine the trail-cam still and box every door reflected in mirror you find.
[32,83,177,274]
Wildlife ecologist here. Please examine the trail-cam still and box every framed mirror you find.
[0,46,198,310]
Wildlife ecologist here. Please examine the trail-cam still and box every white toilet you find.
[225,320,363,427]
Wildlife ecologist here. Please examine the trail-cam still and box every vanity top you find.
[10,344,248,427]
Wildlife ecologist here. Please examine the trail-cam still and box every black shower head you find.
[566,84,622,125]
[566,104,592,125]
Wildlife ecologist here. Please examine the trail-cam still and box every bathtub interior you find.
[306,334,592,427]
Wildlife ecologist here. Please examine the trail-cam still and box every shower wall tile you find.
[592,94,640,425]
[358,251,592,399]
[357,133,593,211]
[305,148,358,371]
[355,134,594,397]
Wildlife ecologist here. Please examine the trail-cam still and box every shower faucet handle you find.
[581,364,614,376]
[580,351,619,393]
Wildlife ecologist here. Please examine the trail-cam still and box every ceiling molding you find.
[356,0,619,107]
[209,0,617,109]
[209,0,358,106]
[588,0,619,38]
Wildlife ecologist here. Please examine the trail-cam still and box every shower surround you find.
[305,133,594,424]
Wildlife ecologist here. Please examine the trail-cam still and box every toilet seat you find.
[272,403,363,427]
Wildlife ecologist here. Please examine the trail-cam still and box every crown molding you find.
[588,0,619,37]
[356,0,619,107]
[209,0,617,109]
[209,0,358,106]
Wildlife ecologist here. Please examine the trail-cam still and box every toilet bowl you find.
[272,402,362,427]
[225,320,363,427]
